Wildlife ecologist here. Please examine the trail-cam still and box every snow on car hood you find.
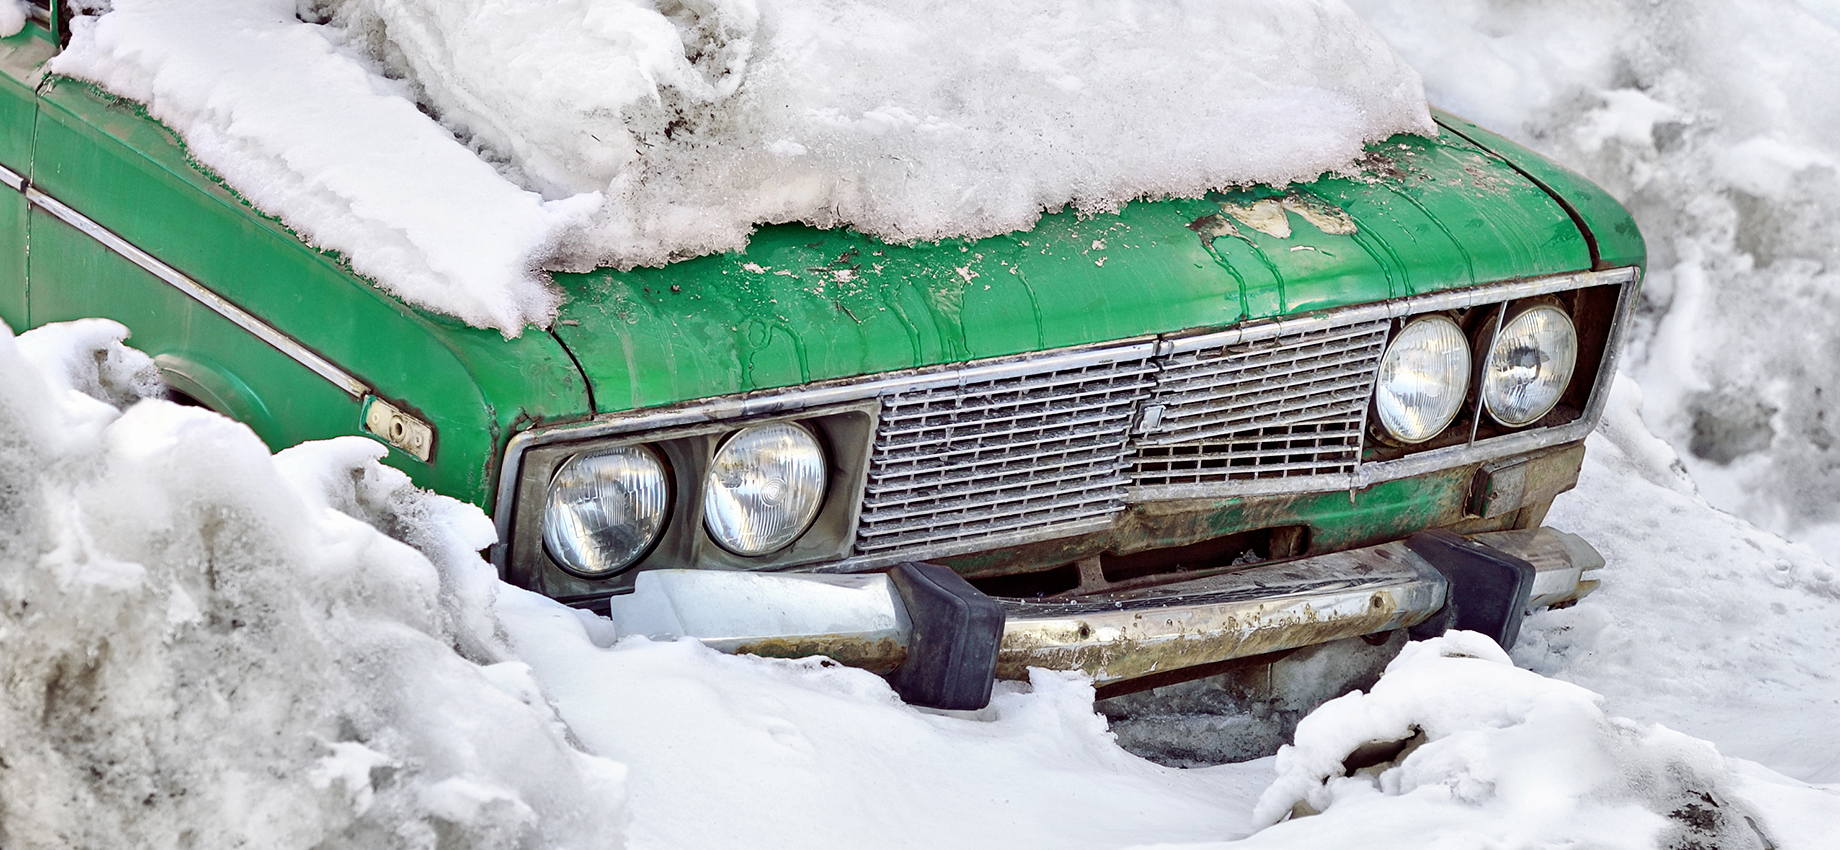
[50,0,1433,336]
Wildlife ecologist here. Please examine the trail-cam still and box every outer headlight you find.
[704,422,828,557]
[1374,316,1472,444]
[542,446,671,577]
[1483,304,1578,427]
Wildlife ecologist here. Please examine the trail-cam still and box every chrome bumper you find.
[607,527,1603,687]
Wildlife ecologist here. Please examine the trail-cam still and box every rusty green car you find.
[3,3,1641,747]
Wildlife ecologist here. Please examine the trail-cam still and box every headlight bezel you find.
[504,401,878,597]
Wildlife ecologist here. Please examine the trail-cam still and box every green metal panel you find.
[1434,109,1648,272]
[1,22,54,330]
[551,125,1593,413]
[27,77,592,506]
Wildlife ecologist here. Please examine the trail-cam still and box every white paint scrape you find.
[49,0,1432,336]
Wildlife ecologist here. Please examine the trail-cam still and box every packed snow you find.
[50,0,1432,335]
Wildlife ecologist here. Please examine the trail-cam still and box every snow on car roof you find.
[51,0,1433,336]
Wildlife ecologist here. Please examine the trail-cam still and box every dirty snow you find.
[50,0,1432,335]
[0,320,628,848]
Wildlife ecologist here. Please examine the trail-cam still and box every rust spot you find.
[731,636,907,675]
[1187,213,1240,241]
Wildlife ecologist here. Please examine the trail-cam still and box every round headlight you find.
[704,422,828,557]
[1483,304,1578,427]
[543,446,671,577]
[1374,316,1472,444]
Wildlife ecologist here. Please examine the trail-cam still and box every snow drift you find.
[1250,632,1772,850]
[0,319,628,848]
[50,0,1433,335]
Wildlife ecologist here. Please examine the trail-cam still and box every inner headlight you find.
[1483,304,1579,427]
[704,422,828,557]
[542,446,671,577]
[1374,315,1472,444]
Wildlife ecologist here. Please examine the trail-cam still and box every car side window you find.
[26,0,51,25]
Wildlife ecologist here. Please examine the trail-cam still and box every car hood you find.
[548,116,1603,415]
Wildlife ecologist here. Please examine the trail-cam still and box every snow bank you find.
[1345,0,1840,566]
[52,0,1432,335]
[1519,375,1840,784]
[6,313,1837,847]
[1243,632,1773,849]
[0,319,627,848]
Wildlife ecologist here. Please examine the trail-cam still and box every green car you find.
[3,6,1641,722]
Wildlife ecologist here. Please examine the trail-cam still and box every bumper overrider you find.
[609,526,1603,709]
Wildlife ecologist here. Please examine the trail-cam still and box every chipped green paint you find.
[553,126,1593,413]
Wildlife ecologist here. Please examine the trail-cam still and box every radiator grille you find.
[853,354,1157,558]
[1130,319,1389,488]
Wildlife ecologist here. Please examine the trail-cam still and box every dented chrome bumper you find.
[609,527,1604,703]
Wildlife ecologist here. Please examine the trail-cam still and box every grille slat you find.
[868,448,1130,497]
[1129,319,1387,489]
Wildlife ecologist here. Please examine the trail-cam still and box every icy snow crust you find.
[50,0,1433,336]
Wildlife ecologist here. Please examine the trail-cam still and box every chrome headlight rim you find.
[1373,314,1473,446]
[541,444,674,579]
[702,420,830,558]
[1482,302,1580,428]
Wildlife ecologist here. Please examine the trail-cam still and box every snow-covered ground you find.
[6,0,1840,848]
[4,321,1834,849]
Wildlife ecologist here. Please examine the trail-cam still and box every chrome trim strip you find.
[1163,268,1636,355]
[492,267,1640,572]
[0,163,22,192]
[22,183,371,399]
